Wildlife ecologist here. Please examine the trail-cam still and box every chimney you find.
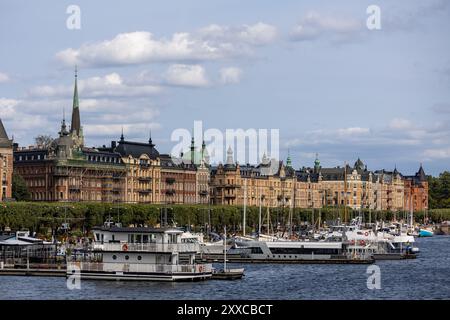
[111,141,117,149]
[13,143,19,151]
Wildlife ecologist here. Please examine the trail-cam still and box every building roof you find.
[0,118,12,148]
[115,139,160,159]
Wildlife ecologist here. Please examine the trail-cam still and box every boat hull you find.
[419,229,433,237]
[67,270,212,282]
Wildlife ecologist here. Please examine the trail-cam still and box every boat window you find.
[112,255,117,260]
[125,255,129,260]
[143,235,149,243]
[136,234,142,243]
[137,256,142,261]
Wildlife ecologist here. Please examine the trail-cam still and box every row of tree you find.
[1,202,449,239]
[428,171,450,209]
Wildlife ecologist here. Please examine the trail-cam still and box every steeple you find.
[148,129,155,148]
[70,66,81,136]
[190,135,195,164]
[314,153,320,172]
[120,126,124,142]
[226,146,234,165]
[286,149,292,168]
[59,110,69,137]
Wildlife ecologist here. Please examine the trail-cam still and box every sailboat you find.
[211,226,245,280]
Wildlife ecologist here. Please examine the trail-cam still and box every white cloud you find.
[388,118,413,130]
[0,72,9,83]
[337,127,370,136]
[290,11,364,42]
[199,22,277,46]
[28,73,162,98]
[55,22,277,67]
[164,64,209,87]
[219,67,242,84]
[423,148,450,160]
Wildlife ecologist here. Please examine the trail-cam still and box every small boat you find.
[211,226,244,280]
[212,268,245,280]
[419,228,433,237]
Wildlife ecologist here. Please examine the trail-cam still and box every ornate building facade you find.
[0,119,13,201]
[13,71,210,204]
[210,152,428,213]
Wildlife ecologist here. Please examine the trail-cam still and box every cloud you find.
[423,147,450,160]
[55,23,277,68]
[290,11,364,43]
[164,64,209,87]
[388,118,413,130]
[28,73,162,98]
[199,22,277,46]
[219,67,242,84]
[0,72,10,83]
[337,127,370,136]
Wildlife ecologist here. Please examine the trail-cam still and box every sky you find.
[0,0,449,176]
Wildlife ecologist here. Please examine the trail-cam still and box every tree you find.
[34,134,54,148]
[12,173,30,201]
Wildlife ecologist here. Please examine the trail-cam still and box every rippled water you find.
[1,236,449,300]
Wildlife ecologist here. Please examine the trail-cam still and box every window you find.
[125,255,129,260]
[112,255,117,260]
[137,256,142,261]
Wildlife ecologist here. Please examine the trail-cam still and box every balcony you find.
[224,194,236,198]
[67,261,212,274]
[138,177,152,182]
[199,190,208,197]
[92,242,199,253]
[138,189,152,194]
[165,189,176,196]
[166,178,176,184]
[69,185,81,191]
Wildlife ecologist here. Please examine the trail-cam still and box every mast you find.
[258,187,262,238]
[224,225,227,271]
[344,161,348,223]
[243,179,247,236]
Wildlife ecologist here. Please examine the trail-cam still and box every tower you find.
[70,66,84,148]
[314,153,320,173]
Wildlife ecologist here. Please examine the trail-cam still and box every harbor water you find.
[1,236,449,300]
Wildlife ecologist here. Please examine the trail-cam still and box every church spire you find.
[70,66,81,136]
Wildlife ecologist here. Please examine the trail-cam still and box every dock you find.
[198,257,374,264]
[0,268,66,277]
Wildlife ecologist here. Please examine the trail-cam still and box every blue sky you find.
[1,0,449,176]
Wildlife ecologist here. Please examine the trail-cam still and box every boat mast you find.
[258,186,262,238]
[224,225,227,271]
[243,179,247,237]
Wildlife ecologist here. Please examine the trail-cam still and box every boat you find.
[66,222,212,281]
[211,226,244,280]
[418,228,433,237]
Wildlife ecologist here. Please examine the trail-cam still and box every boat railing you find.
[92,242,200,253]
[67,261,212,274]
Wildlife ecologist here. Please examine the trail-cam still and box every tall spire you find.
[148,129,154,147]
[120,126,124,142]
[0,118,12,147]
[70,65,81,136]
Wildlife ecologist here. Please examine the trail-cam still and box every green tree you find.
[12,173,30,201]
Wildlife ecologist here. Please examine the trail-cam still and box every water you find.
[1,236,449,300]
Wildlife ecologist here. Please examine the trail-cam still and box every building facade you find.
[0,119,13,201]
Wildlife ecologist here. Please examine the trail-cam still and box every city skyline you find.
[1,0,449,176]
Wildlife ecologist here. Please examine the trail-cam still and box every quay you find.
[0,267,66,277]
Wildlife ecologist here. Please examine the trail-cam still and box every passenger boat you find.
[66,223,212,281]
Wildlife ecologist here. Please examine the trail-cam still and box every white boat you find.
[66,224,212,281]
